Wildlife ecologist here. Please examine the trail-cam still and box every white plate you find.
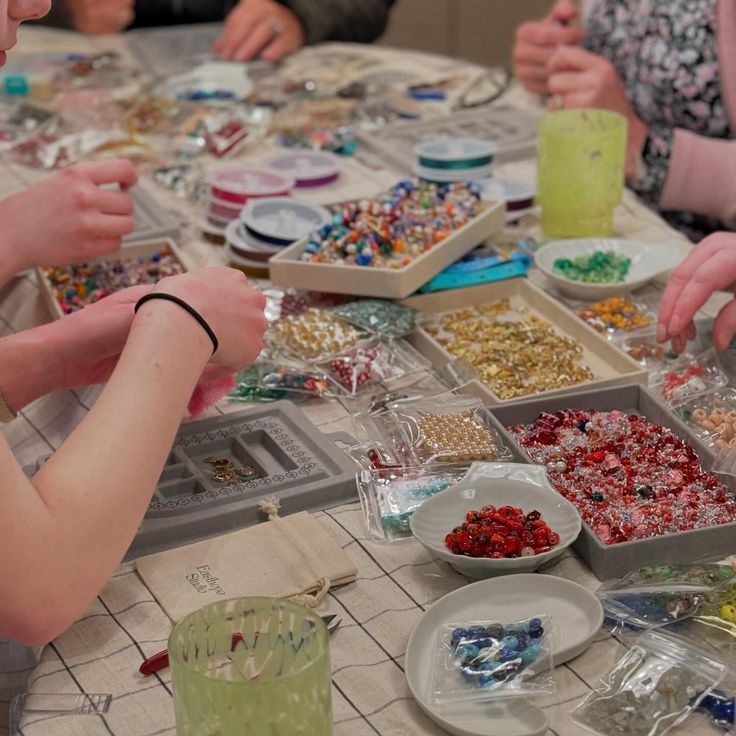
[410,463,581,579]
[535,238,683,300]
[405,574,603,736]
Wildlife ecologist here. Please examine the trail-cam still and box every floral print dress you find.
[585,0,729,240]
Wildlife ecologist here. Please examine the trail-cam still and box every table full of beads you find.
[1,23,732,736]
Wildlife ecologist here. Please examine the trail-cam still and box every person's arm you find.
[0,269,267,646]
[280,0,395,44]
[658,132,736,224]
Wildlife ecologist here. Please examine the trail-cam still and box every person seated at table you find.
[49,0,396,62]
[0,0,268,673]
[512,0,736,241]
[658,232,736,353]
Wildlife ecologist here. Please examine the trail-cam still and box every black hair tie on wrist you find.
[134,293,219,355]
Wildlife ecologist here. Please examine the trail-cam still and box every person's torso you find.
[585,0,730,140]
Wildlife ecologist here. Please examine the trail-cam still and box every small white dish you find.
[410,463,581,579]
[164,61,253,101]
[535,238,683,300]
[405,574,603,736]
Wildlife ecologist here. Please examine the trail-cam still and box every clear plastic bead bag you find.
[651,349,728,406]
[321,338,429,397]
[355,396,513,467]
[572,629,727,736]
[431,615,555,705]
[356,464,467,542]
[597,564,736,630]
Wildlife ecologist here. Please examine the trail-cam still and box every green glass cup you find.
[169,597,333,736]
[537,109,627,239]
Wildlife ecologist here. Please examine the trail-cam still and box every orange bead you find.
[394,239,404,252]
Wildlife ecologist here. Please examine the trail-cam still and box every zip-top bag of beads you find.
[228,359,334,402]
[319,338,429,397]
[572,629,727,736]
[356,463,468,542]
[672,388,736,453]
[432,616,555,705]
[355,396,514,467]
[330,300,419,338]
[268,307,371,362]
[596,564,736,631]
[575,294,657,339]
[650,349,728,406]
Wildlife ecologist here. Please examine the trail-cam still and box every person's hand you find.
[214,0,305,62]
[547,45,649,178]
[50,285,152,390]
[657,233,736,353]
[63,0,135,34]
[146,268,268,371]
[0,160,137,276]
[513,0,585,95]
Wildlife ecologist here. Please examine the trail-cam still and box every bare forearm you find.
[0,304,210,643]
[0,324,63,412]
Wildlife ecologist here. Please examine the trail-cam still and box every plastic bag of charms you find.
[228,359,332,403]
[268,307,371,363]
[330,299,419,338]
[337,369,451,415]
[572,629,727,736]
[355,395,513,467]
[321,337,429,397]
[575,294,657,340]
[356,463,468,542]
[432,615,555,705]
[615,321,709,374]
[0,102,56,151]
[596,564,736,633]
[651,349,728,405]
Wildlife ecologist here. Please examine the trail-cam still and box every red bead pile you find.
[444,505,560,559]
[510,410,736,546]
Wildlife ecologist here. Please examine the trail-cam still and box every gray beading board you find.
[24,402,357,560]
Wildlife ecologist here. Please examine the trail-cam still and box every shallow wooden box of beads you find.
[402,279,647,405]
[489,384,736,580]
[36,238,189,320]
[268,198,506,300]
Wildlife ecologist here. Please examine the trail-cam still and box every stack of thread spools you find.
[200,153,342,276]
[225,197,332,277]
[201,166,294,244]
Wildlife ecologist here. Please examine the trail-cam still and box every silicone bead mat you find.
[24,402,357,560]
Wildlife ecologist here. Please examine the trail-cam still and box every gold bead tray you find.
[402,278,647,405]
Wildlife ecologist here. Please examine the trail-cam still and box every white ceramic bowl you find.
[405,574,604,736]
[410,463,581,578]
[534,238,683,300]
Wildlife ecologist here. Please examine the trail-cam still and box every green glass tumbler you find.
[537,109,627,239]
[169,597,333,735]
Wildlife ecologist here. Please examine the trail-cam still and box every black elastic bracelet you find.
[134,293,219,355]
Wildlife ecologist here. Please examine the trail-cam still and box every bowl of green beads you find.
[535,238,683,299]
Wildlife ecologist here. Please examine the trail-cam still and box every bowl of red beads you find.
[410,462,581,578]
